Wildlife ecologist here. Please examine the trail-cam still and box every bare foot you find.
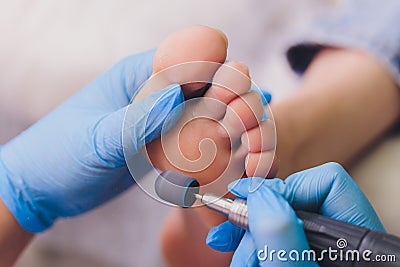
[139,26,276,191]
[136,25,276,267]
[145,61,276,193]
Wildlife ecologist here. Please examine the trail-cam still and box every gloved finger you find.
[228,177,267,199]
[94,84,183,166]
[262,162,385,231]
[206,221,245,252]
[248,184,308,249]
[230,231,258,267]
[247,185,313,266]
[83,49,155,111]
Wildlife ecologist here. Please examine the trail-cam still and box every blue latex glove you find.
[0,49,184,233]
[207,162,385,266]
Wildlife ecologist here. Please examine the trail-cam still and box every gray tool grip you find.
[297,211,400,266]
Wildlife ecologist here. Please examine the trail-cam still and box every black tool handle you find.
[297,211,400,266]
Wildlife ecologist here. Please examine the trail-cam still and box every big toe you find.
[153,25,228,99]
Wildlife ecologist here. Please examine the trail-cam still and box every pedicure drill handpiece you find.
[194,193,249,229]
[155,171,400,266]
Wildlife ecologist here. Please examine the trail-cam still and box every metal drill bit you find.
[194,193,202,200]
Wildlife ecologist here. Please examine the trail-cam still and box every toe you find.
[241,119,275,153]
[219,91,264,141]
[245,151,276,178]
[205,61,251,103]
[152,25,229,99]
[201,62,251,119]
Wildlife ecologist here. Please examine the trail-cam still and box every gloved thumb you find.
[94,84,183,167]
[228,177,268,198]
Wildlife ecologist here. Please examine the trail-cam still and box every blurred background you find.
[0,0,399,266]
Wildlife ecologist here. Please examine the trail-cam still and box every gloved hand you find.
[206,162,385,266]
[0,49,184,233]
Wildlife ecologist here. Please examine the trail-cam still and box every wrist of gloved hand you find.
[0,153,48,231]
